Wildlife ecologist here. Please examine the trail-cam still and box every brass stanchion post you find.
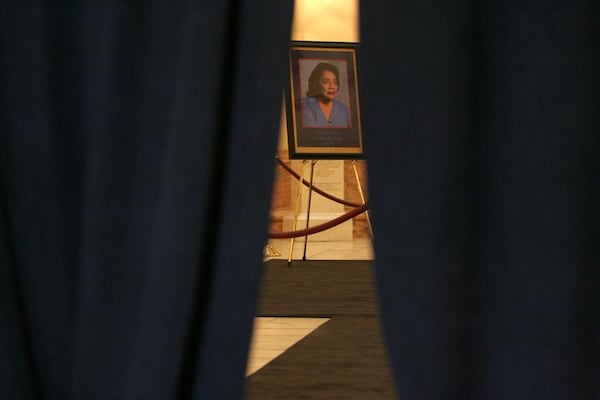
[352,160,374,240]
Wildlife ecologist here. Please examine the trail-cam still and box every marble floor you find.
[246,316,330,376]
[263,237,374,262]
[246,237,374,376]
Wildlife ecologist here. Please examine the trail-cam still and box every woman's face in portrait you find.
[319,70,339,101]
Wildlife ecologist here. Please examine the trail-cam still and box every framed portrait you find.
[285,41,363,159]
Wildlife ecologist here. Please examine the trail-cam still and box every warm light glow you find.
[291,0,359,42]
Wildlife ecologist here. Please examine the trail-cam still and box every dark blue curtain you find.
[0,1,293,399]
[2,1,598,400]
[360,1,599,399]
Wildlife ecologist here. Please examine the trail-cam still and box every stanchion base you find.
[263,244,281,257]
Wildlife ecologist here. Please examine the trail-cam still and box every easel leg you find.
[303,160,317,260]
[288,160,307,264]
[352,160,374,241]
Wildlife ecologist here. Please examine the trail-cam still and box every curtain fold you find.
[360,1,599,399]
[0,1,293,399]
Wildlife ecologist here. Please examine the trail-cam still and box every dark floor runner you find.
[245,259,398,399]
[255,259,378,317]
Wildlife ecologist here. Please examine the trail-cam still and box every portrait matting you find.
[285,41,363,159]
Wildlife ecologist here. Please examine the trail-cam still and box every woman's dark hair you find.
[306,62,340,98]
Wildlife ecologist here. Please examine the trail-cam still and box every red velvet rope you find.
[270,157,370,239]
[275,157,364,208]
[268,204,368,239]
